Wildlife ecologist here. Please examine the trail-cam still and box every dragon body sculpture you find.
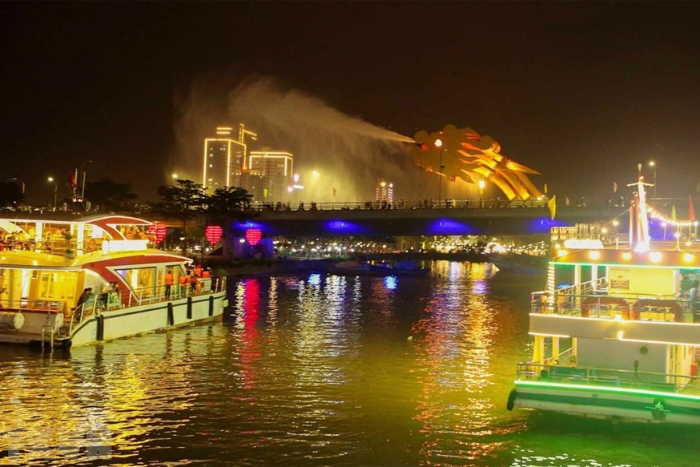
[412,124,542,201]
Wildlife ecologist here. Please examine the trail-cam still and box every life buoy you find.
[507,389,517,411]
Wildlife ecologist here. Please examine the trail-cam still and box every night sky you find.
[3,2,700,205]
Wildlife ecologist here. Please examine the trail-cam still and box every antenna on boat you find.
[627,170,653,252]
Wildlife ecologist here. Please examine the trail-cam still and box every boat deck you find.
[517,361,700,396]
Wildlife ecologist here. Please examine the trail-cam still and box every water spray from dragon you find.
[176,75,542,202]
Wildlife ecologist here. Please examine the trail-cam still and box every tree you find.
[84,178,138,212]
[148,179,209,253]
[206,186,258,258]
[0,179,24,209]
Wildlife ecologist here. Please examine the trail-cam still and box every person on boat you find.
[75,287,92,321]
[690,280,700,323]
[165,269,174,298]
[179,271,188,296]
[109,282,121,307]
[100,282,111,308]
[189,270,198,294]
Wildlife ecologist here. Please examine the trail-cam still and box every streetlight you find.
[648,161,657,199]
[478,180,486,208]
[47,176,57,209]
[434,139,447,208]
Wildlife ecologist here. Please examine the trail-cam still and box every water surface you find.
[1,261,699,466]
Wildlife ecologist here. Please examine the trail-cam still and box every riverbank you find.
[202,252,489,277]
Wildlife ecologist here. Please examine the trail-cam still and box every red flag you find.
[690,195,696,221]
[69,169,77,189]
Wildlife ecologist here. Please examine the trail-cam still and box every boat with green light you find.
[508,174,700,424]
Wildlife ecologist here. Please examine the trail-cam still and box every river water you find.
[2,261,700,466]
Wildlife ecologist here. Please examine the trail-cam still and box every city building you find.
[202,125,257,193]
[375,179,394,203]
[244,150,294,202]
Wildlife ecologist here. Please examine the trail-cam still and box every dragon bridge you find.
[411,124,542,201]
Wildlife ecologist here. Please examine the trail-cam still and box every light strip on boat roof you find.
[529,332,570,338]
[515,380,700,402]
[613,337,700,347]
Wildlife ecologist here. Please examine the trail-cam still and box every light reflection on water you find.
[2,261,700,466]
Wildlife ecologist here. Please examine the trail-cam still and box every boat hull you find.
[487,254,546,274]
[511,380,700,425]
[0,290,226,348]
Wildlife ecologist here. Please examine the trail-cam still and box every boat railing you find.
[0,298,67,313]
[123,276,226,307]
[516,362,693,394]
[0,238,152,257]
[64,276,227,330]
[531,288,692,322]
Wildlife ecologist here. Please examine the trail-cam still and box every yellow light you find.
[589,250,600,260]
[621,252,633,260]
[683,252,695,263]
[530,332,570,338]
[435,138,443,148]
[649,251,662,263]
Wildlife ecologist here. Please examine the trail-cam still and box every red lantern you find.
[147,222,167,244]
[205,225,223,244]
[245,228,262,246]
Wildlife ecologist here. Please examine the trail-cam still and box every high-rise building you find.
[245,150,294,202]
[202,125,257,192]
[375,179,394,203]
[202,127,247,192]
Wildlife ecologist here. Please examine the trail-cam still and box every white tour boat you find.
[0,214,227,349]
[508,175,700,424]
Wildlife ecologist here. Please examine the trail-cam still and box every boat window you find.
[0,268,31,307]
[119,267,157,298]
[38,271,79,302]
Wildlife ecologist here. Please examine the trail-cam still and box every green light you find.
[515,380,700,403]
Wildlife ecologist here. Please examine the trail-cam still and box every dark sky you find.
[3,1,700,205]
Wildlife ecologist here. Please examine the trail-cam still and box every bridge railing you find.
[250,198,551,212]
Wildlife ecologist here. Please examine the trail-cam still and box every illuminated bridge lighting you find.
[323,219,368,235]
[524,217,569,234]
[425,219,476,235]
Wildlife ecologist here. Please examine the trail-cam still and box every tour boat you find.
[487,252,547,275]
[507,175,700,424]
[0,214,227,349]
